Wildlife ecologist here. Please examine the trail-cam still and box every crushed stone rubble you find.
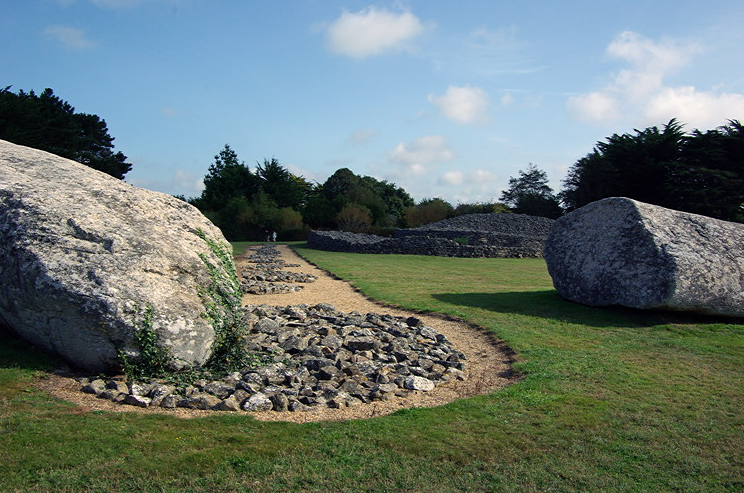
[77,245,468,413]
[79,303,467,412]
[239,244,315,295]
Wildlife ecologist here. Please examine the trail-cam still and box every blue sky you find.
[3,0,744,203]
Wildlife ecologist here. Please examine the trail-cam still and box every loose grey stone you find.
[216,395,242,412]
[404,376,436,391]
[96,389,122,401]
[149,384,176,407]
[177,393,221,410]
[232,389,250,406]
[82,379,105,395]
[128,382,150,397]
[270,392,290,411]
[105,380,129,393]
[160,394,180,408]
[77,301,469,413]
[242,392,273,412]
[123,394,151,407]
[204,381,234,399]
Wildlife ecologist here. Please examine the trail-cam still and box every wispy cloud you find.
[347,129,379,145]
[44,25,95,50]
[428,25,545,76]
[128,169,204,197]
[324,7,426,59]
[568,31,744,129]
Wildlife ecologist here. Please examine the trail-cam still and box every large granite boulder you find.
[0,139,238,372]
[545,197,744,317]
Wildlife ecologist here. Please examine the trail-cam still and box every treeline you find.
[2,87,741,233]
[184,145,531,240]
[561,119,743,222]
[185,145,418,240]
[0,86,132,179]
[190,118,743,240]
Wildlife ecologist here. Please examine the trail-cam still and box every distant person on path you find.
[271,231,277,242]
[265,230,270,242]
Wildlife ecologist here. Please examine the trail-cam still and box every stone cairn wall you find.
[77,244,467,413]
[308,213,554,258]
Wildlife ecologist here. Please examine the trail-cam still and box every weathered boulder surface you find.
[0,139,236,371]
[545,197,744,317]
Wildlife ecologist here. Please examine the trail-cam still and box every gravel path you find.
[35,244,517,422]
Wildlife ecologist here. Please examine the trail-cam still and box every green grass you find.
[0,244,742,492]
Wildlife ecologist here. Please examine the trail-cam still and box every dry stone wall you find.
[308,213,554,258]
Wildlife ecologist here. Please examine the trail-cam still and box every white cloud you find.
[568,31,743,129]
[438,171,463,185]
[172,169,203,193]
[325,7,425,59]
[44,25,95,50]
[500,93,515,106]
[645,86,744,126]
[428,85,491,125]
[389,135,455,168]
[567,91,620,122]
[469,169,498,183]
[437,168,498,188]
[128,169,203,197]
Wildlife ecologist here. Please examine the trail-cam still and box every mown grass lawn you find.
[0,244,742,492]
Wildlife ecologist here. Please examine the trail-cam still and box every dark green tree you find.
[301,189,336,229]
[322,168,363,207]
[360,175,414,226]
[313,168,413,229]
[452,201,511,216]
[196,144,259,212]
[500,164,563,218]
[256,157,309,209]
[561,119,743,221]
[0,86,132,178]
[403,198,454,227]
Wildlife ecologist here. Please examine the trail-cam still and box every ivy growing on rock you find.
[119,230,265,384]
[118,305,171,381]
[194,228,267,376]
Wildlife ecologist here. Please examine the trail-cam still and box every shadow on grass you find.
[431,290,736,328]
[0,325,59,372]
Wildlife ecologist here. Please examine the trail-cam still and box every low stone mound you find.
[239,244,314,295]
[545,197,744,317]
[0,139,237,372]
[307,213,549,258]
[402,212,554,235]
[241,281,303,295]
[78,303,467,412]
